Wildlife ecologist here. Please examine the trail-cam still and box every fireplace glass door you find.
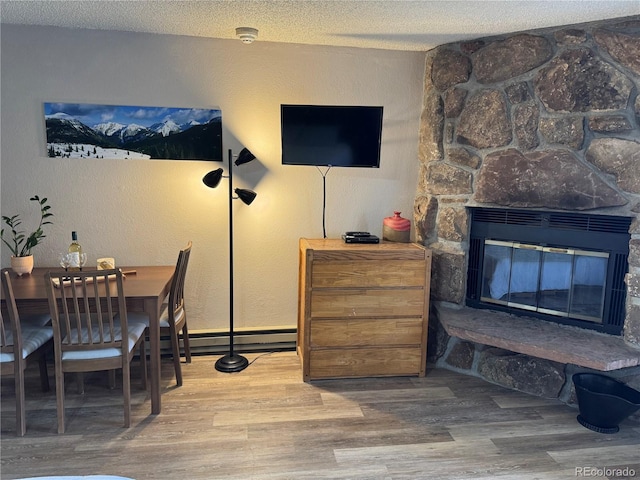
[480,240,608,323]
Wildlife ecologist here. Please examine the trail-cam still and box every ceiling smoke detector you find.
[236,27,258,44]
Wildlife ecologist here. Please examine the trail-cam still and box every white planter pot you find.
[11,255,34,276]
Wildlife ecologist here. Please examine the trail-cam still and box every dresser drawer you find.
[311,260,426,288]
[308,347,423,379]
[310,318,423,347]
[310,288,425,318]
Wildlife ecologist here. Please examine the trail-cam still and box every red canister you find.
[382,211,411,242]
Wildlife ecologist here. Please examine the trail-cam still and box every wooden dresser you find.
[297,238,432,381]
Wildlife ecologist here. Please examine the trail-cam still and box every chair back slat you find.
[80,278,93,342]
[46,269,127,353]
[107,275,118,340]
[1,270,23,359]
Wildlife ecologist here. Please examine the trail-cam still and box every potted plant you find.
[1,195,53,275]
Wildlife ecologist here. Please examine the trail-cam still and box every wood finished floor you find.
[2,352,639,480]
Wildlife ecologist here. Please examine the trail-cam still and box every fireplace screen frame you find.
[466,207,631,335]
[480,239,609,323]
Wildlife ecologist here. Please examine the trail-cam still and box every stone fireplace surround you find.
[414,16,640,404]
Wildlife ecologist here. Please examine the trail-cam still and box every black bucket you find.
[572,373,640,434]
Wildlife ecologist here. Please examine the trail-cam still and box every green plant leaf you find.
[1,195,54,256]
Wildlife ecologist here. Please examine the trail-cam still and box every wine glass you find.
[58,252,72,271]
[79,253,87,271]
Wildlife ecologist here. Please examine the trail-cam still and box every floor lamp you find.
[203,147,257,373]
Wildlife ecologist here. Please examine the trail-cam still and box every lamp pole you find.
[215,149,249,373]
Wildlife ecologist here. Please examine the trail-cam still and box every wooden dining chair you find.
[127,241,192,386]
[1,269,54,436]
[44,268,147,433]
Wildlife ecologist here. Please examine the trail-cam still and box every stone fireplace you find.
[413,16,640,401]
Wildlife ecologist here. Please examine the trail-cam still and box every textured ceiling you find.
[1,0,639,51]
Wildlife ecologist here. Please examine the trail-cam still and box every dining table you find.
[1,265,175,415]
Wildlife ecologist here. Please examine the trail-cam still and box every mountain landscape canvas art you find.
[44,103,223,161]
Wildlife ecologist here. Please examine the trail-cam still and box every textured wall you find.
[415,16,640,346]
[1,25,425,332]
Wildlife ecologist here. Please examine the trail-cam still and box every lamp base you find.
[215,353,249,373]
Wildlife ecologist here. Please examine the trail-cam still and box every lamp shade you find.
[202,168,224,188]
[235,188,257,205]
[235,148,256,166]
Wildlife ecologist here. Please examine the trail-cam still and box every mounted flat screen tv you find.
[281,104,383,168]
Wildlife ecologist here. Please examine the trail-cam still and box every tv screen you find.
[281,104,383,168]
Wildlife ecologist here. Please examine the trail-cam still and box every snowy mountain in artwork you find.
[149,119,181,137]
[93,122,127,137]
[94,122,156,144]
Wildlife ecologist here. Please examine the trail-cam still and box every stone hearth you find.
[435,303,640,372]
[414,16,640,403]
[430,303,640,406]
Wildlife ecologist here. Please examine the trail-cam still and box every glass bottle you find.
[68,231,83,271]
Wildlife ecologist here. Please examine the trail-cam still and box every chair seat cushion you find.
[126,304,184,329]
[61,321,146,361]
[0,326,53,363]
[20,314,52,327]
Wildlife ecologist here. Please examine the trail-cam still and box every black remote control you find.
[345,231,371,237]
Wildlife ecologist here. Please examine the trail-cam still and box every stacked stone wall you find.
[415,16,640,346]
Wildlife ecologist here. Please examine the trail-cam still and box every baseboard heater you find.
[157,328,297,357]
